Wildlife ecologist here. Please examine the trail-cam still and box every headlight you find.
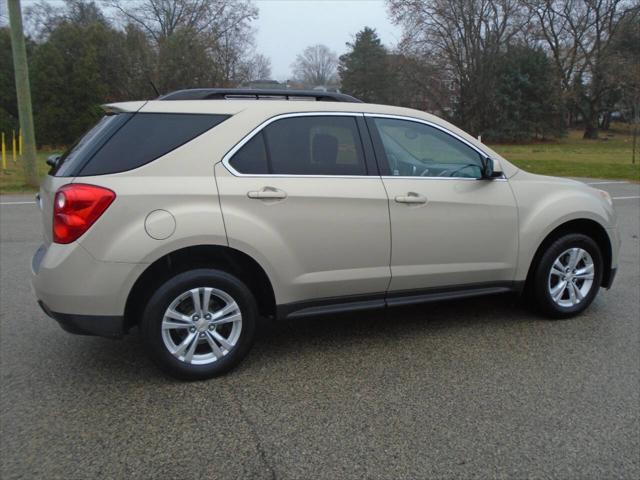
[597,189,613,206]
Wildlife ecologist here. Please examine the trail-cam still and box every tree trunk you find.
[583,107,599,139]
[583,123,599,139]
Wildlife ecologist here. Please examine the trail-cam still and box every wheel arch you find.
[524,218,613,290]
[124,244,276,331]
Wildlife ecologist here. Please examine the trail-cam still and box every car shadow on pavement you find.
[59,292,563,382]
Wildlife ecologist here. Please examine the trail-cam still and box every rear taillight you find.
[53,184,115,244]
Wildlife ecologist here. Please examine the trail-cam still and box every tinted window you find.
[53,114,132,177]
[373,118,483,178]
[264,116,366,176]
[228,132,269,174]
[78,113,228,176]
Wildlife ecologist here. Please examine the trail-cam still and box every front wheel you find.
[530,233,603,319]
[141,269,257,380]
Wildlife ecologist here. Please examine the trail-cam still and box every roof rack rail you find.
[158,88,363,103]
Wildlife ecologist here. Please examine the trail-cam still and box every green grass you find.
[488,126,639,181]
[1,126,638,194]
[0,152,57,194]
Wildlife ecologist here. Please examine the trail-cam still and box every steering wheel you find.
[418,158,434,176]
[441,163,480,178]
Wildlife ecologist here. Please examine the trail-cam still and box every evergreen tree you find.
[0,28,18,135]
[338,27,391,104]
[485,46,565,142]
[30,15,130,146]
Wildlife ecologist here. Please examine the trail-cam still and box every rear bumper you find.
[31,242,145,329]
[38,301,124,338]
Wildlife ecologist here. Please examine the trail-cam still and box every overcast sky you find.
[254,0,402,81]
[5,0,402,81]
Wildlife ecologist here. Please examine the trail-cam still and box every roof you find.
[101,98,518,177]
[158,88,362,103]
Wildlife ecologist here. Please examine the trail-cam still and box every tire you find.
[530,233,603,319]
[140,269,257,380]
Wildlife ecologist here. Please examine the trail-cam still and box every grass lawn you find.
[489,125,639,181]
[0,126,638,194]
[0,152,57,194]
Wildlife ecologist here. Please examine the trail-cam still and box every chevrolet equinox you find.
[31,89,620,379]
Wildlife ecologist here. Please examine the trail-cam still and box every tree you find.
[108,0,261,89]
[0,28,18,134]
[245,53,272,81]
[486,45,565,141]
[107,0,257,44]
[29,5,129,145]
[388,0,530,135]
[608,8,639,161]
[338,27,391,103]
[291,44,338,86]
[526,0,635,138]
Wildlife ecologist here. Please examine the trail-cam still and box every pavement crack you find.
[229,383,277,480]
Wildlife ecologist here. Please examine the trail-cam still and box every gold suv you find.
[31,89,620,379]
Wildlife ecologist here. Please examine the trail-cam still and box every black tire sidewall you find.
[533,233,603,319]
[141,269,257,380]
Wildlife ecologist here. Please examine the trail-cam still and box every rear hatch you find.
[39,113,133,246]
[39,103,230,245]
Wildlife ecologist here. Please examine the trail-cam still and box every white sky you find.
[253,0,402,81]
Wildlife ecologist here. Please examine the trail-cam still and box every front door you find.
[366,115,518,293]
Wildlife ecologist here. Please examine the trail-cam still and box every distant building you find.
[312,86,342,93]
[240,79,282,89]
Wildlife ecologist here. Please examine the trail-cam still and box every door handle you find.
[247,187,287,200]
[394,192,427,204]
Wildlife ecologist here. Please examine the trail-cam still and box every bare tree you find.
[243,53,272,81]
[526,0,636,138]
[105,0,259,88]
[388,0,530,134]
[106,0,257,45]
[291,44,338,86]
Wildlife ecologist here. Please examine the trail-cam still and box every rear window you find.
[52,114,132,177]
[54,113,229,177]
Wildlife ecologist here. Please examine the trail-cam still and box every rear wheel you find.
[530,233,603,318]
[141,269,257,380]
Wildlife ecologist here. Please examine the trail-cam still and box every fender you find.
[509,172,616,281]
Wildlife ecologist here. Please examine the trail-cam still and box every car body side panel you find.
[214,163,392,305]
[509,171,620,281]
[382,177,519,291]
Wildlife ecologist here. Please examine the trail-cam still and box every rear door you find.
[215,113,391,306]
[366,115,519,293]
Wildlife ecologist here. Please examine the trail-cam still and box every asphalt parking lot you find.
[1,178,638,479]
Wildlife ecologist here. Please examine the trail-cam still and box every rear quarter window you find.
[68,113,228,176]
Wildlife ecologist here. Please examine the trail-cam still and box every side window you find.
[79,113,229,176]
[264,116,367,176]
[228,132,269,174]
[373,118,484,178]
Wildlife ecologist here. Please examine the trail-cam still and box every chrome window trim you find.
[221,112,370,178]
[220,110,507,181]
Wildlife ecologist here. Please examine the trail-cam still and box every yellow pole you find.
[12,129,17,163]
[19,128,23,156]
[1,132,6,170]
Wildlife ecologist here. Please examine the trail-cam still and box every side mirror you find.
[46,154,61,168]
[481,157,503,179]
